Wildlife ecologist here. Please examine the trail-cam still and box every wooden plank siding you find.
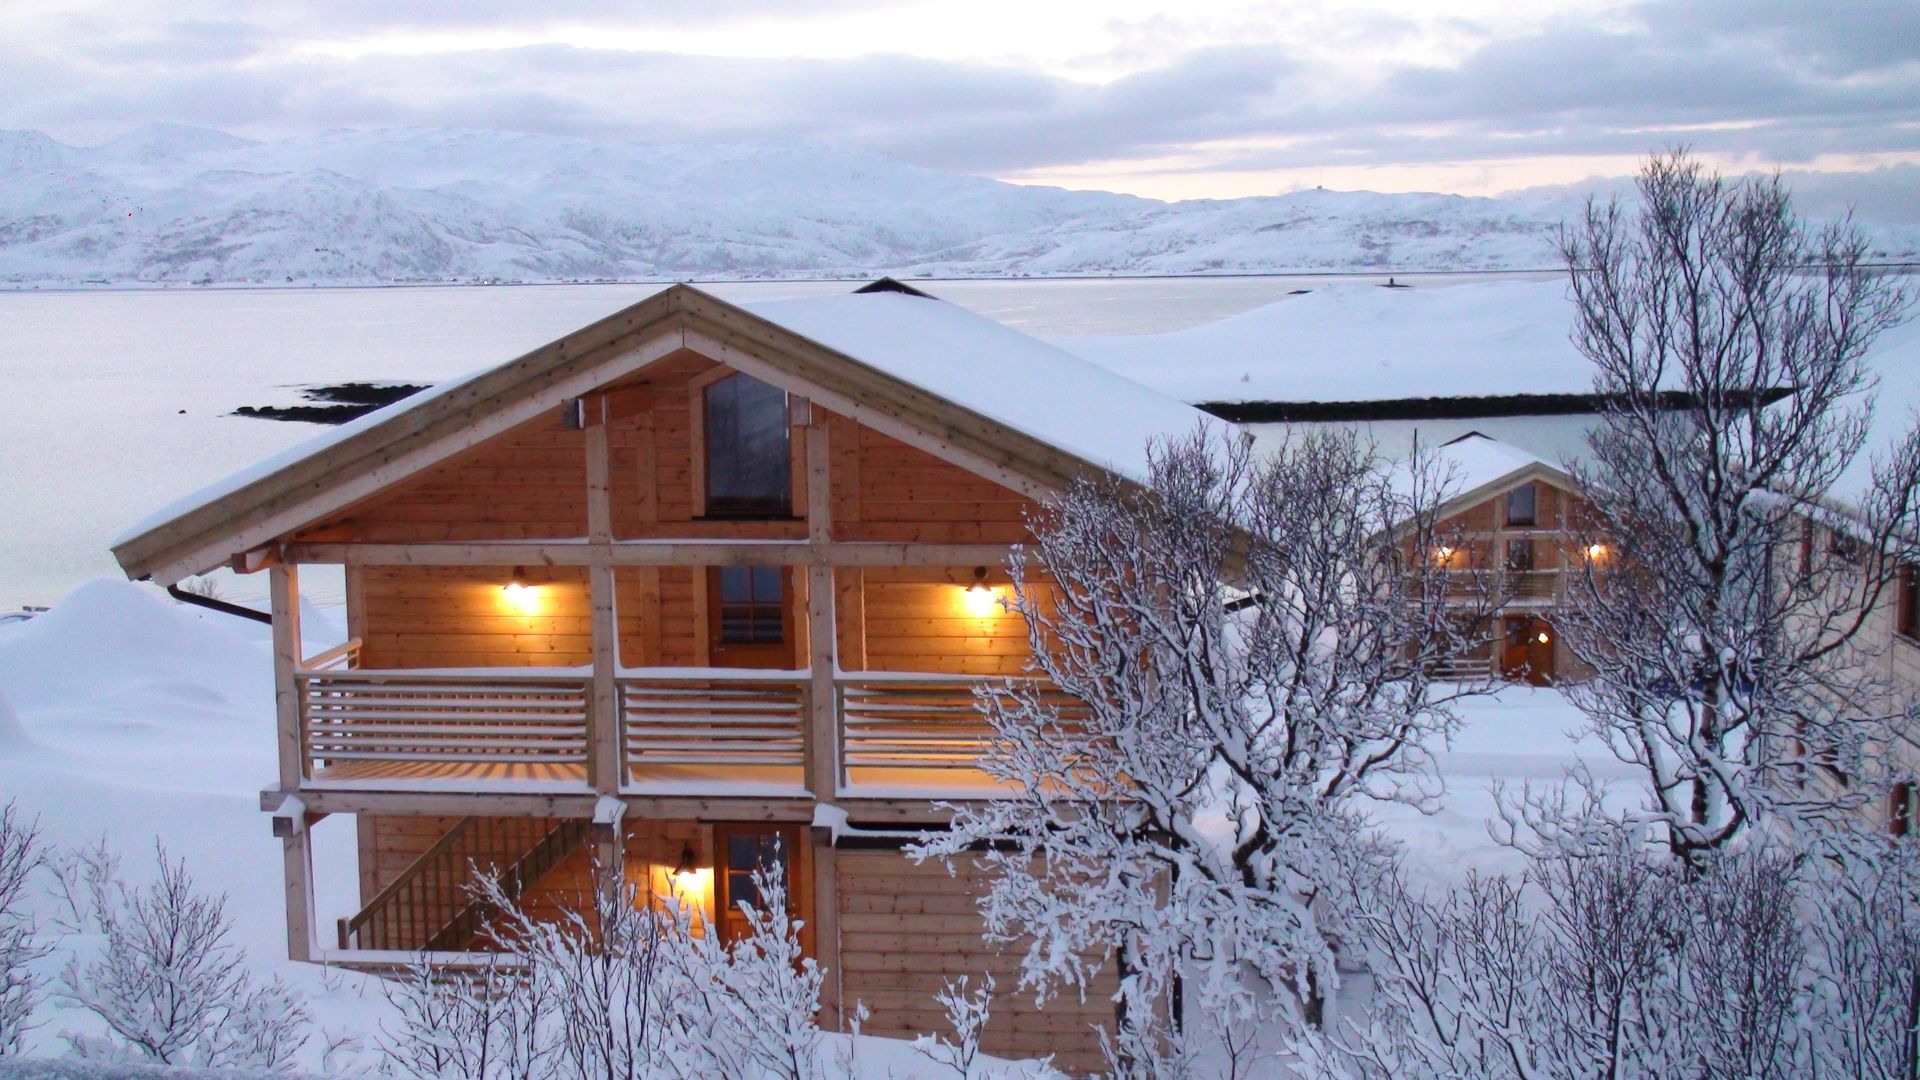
[835,848,1113,1075]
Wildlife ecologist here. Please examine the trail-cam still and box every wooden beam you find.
[807,414,830,544]
[281,813,316,963]
[577,384,654,426]
[807,563,837,800]
[269,565,304,791]
[812,825,842,1027]
[585,412,622,795]
[284,540,1021,568]
[276,787,819,821]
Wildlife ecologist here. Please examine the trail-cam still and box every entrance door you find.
[712,823,806,946]
[1502,616,1556,686]
[707,566,796,668]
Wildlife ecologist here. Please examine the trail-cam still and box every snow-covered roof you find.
[1380,432,1566,517]
[1833,317,1920,512]
[113,283,1228,580]
[741,291,1214,486]
[1429,432,1560,498]
[1057,279,1594,405]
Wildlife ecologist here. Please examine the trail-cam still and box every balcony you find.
[293,643,1052,801]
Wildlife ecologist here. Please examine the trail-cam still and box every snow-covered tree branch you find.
[50,840,309,1070]
[0,801,48,1057]
[1555,149,1920,863]
[915,426,1491,1073]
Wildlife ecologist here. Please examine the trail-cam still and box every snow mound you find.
[0,687,28,749]
[0,579,267,713]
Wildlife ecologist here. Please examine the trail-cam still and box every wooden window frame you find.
[688,367,805,521]
[706,564,794,664]
[1897,564,1920,644]
[712,823,806,945]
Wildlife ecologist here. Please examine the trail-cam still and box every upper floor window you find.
[704,372,790,518]
[716,565,785,645]
[1505,484,1537,527]
[1892,782,1916,837]
[1899,564,1920,642]
[1506,538,1536,573]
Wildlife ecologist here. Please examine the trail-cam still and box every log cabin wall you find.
[835,847,1114,1075]
[312,354,1051,675]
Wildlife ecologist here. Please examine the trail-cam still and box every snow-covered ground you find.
[0,577,1619,1073]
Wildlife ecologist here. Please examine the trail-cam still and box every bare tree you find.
[0,802,48,1056]
[52,840,309,1070]
[916,427,1488,1072]
[1320,834,1815,1080]
[913,973,997,1078]
[1554,150,1920,864]
[389,856,826,1080]
[1807,839,1920,1080]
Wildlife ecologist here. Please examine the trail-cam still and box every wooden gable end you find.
[294,348,1040,547]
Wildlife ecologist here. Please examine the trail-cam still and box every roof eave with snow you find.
[113,283,1230,585]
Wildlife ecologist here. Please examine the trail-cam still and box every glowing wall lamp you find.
[673,843,698,880]
[961,566,1000,617]
[1585,543,1609,561]
[501,566,542,614]
[1434,545,1456,564]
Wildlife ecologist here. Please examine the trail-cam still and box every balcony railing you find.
[295,661,1080,796]
[620,671,809,791]
[299,670,592,785]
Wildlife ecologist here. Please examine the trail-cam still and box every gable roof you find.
[1391,432,1576,519]
[113,283,1228,585]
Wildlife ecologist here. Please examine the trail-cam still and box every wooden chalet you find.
[111,280,1222,1070]
[1414,433,1598,685]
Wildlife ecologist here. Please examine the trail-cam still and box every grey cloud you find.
[3,0,1915,193]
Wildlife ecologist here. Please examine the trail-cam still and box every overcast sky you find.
[3,0,1916,202]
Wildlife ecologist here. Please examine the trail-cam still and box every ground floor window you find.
[712,823,803,944]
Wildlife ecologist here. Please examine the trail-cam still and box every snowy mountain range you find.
[3,123,1916,286]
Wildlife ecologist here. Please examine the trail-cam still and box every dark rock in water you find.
[233,381,429,425]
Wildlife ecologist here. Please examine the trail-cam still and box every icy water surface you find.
[0,272,1558,606]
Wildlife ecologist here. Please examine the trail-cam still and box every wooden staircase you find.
[338,816,591,953]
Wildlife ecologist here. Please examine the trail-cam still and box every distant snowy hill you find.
[2,124,1916,286]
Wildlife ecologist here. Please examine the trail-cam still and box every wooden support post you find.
[269,564,304,791]
[811,825,842,1027]
[280,811,317,963]
[586,407,622,795]
[803,410,839,799]
[807,563,837,799]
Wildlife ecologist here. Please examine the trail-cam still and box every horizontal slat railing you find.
[619,673,808,769]
[837,675,1087,779]
[300,671,591,770]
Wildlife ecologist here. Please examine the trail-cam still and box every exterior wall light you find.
[501,566,542,613]
[961,567,999,617]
